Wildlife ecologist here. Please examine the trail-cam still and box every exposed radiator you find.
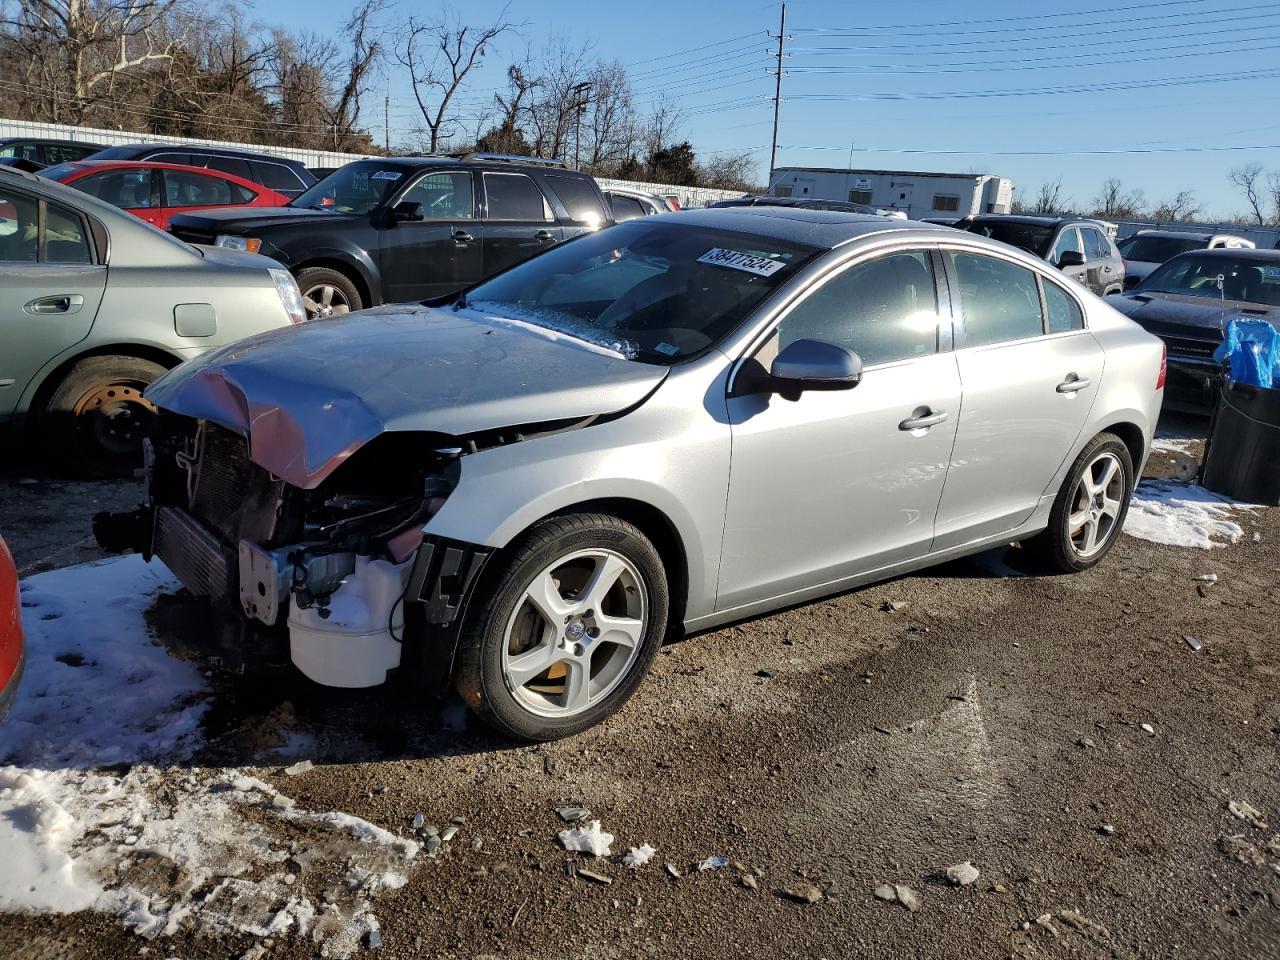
[190,424,285,546]
[153,506,234,599]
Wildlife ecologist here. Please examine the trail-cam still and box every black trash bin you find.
[1200,379,1280,505]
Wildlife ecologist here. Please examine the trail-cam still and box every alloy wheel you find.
[500,549,648,719]
[1068,451,1125,559]
[302,283,351,319]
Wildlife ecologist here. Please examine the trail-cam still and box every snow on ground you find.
[0,556,417,956]
[1125,479,1259,550]
[1151,436,1198,456]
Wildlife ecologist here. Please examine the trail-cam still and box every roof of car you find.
[967,214,1090,226]
[100,142,303,163]
[668,205,946,248]
[1167,247,1280,262]
[1132,230,1226,241]
[0,137,103,146]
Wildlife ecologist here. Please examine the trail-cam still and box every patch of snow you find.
[1151,436,1198,455]
[1124,479,1258,550]
[0,557,415,957]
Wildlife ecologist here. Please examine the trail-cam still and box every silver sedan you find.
[104,208,1165,740]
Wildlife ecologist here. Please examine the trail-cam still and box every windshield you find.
[290,161,409,213]
[1138,254,1280,305]
[964,220,1055,257]
[1117,235,1205,263]
[457,220,819,364]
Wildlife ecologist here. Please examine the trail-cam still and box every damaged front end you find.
[95,415,490,689]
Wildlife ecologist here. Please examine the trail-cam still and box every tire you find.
[295,266,362,319]
[1024,431,1134,573]
[40,355,166,477]
[454,513,669,741]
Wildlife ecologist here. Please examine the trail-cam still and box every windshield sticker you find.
[370,170,401,180]
[697,247,787,277]
[654,342,680,356]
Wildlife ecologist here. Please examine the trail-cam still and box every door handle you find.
[25,294,84,315]
[534,230,555,241]
[899,409,948,431]
[452,231,474,243]
[1057,376,1091,393]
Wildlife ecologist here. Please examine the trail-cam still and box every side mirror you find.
[737,338,862,399]
[391,201,424,223]
[1058,250,1086,269]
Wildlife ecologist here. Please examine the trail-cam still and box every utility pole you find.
[571,81,591,170]
[768,2,788,182]
[384,78,390,154]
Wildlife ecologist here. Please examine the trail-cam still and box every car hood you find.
[167,206,355,232]
[146,304,667,489]
[1108,291,1279,332]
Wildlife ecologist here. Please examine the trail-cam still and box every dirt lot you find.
[1,414,1278,960]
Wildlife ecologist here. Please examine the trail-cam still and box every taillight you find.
[1156,343,1167,389]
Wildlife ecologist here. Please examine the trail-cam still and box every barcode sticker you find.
[697,247,786,277]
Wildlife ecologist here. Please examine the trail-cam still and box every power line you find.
[779,142,1280,157]
[620,31,762,68]
[790,0,1214,32]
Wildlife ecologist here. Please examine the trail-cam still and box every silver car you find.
[0,164,305,474]
[99,208,1165,740]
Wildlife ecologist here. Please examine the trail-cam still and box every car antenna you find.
[1217,272,1226,324]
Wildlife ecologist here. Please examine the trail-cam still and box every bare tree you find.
[1229,163,1266,225]
[1029,177,1066,215]
[1269,171,1280,225]
[1091,178,1145,220]
[2,0,179,123]
[1151,190,1201,223]
[397,7,512,154]
[526,36,593,160]
[325,0,386,151]
[698,151,757,191]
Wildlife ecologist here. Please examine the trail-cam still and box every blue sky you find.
[258,0,1280,216]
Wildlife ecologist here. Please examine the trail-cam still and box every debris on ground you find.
[779,883,823,905]
[1022,909,1110,942]
[880,600,907,612]
[873,884,897,902]
[283,760,313,776]
[740,874,758,891]
[411,813,424,830]
[664,863,682,879]
[697,855,729,871]
[1077,737,1095,749]
[555,805,590,823]
[1228,799,1269,830]
[945,861,980,886]
[1098,824,1116,836]
[557,820,613,857]
[1220,834,1267,866]
[1184,635,1202,651]
[893,885,922,912]
[1193,573,1218,582]
[576,868,612,885]
[622,843,656,868]
[1140,723,1155,735]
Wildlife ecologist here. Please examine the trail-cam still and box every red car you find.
[0,535,22,721]
[40,159,292,229]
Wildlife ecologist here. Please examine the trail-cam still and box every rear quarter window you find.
[254,161,306,194]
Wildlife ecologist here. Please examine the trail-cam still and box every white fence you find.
[1,118,748,209]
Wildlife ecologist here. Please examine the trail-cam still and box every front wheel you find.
[1024,432,1134,572]
[295,266,362,319]
[454,513,669,741]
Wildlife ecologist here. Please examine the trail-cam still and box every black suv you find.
[86,143,316,198]
[960,215,1125,297]
[1,137,105,169]
[167,154,614,318]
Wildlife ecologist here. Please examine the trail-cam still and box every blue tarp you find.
[1214,318,1280,389]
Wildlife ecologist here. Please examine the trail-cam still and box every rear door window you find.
[1084,228,1113,261]
[206,155,253,180]
[947,251,1046,347]
[163,169,239,206]
[44,204,92,263]
[545,174,608,224]
[0,185,39,261]
[1051,227,1082,265]
[483,172,552,221]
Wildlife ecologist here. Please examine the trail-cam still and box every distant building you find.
[768,167,1015,218]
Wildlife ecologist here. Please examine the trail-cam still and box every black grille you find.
[170,226,216,245]
[190,424,285,546]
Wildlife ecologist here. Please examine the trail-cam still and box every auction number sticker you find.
[371,170,401,180]
[697,247,786,277]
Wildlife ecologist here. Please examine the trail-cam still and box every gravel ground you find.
[2,414,1278,960]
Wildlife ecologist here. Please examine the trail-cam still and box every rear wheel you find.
[296,267,361,319]
[1024,432,1133,572]
[41,355,165,477]
[454,513,668,741]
